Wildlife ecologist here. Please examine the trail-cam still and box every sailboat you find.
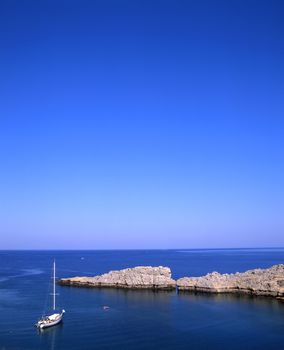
[36,261,65,329]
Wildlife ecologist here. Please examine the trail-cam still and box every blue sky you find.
[0,0,283,249]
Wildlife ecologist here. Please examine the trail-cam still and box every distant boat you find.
[36,261,65,329]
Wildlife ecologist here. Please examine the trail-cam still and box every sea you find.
[0,249,284,350]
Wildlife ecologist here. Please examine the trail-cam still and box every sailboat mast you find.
[53,260,56,311]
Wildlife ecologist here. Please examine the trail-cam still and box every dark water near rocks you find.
[1,249,284,350]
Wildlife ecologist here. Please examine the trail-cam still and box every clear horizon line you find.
[1,247,284,251]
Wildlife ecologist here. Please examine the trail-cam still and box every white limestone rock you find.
[177,264,284,297]
[60,266,176,290]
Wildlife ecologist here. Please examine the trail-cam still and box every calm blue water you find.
[0,249,284,349]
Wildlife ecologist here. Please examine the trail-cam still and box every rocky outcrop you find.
[59,264,284,298]
[177,264,284,298]
[59,266,176,290]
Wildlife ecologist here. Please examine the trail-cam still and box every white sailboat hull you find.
[36,310,65,329]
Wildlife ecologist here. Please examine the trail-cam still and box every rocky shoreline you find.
[59,266,176,290]
[59,264,284,299]
[177,264,284,298]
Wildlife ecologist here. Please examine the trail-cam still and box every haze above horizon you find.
[0,0,283,249]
